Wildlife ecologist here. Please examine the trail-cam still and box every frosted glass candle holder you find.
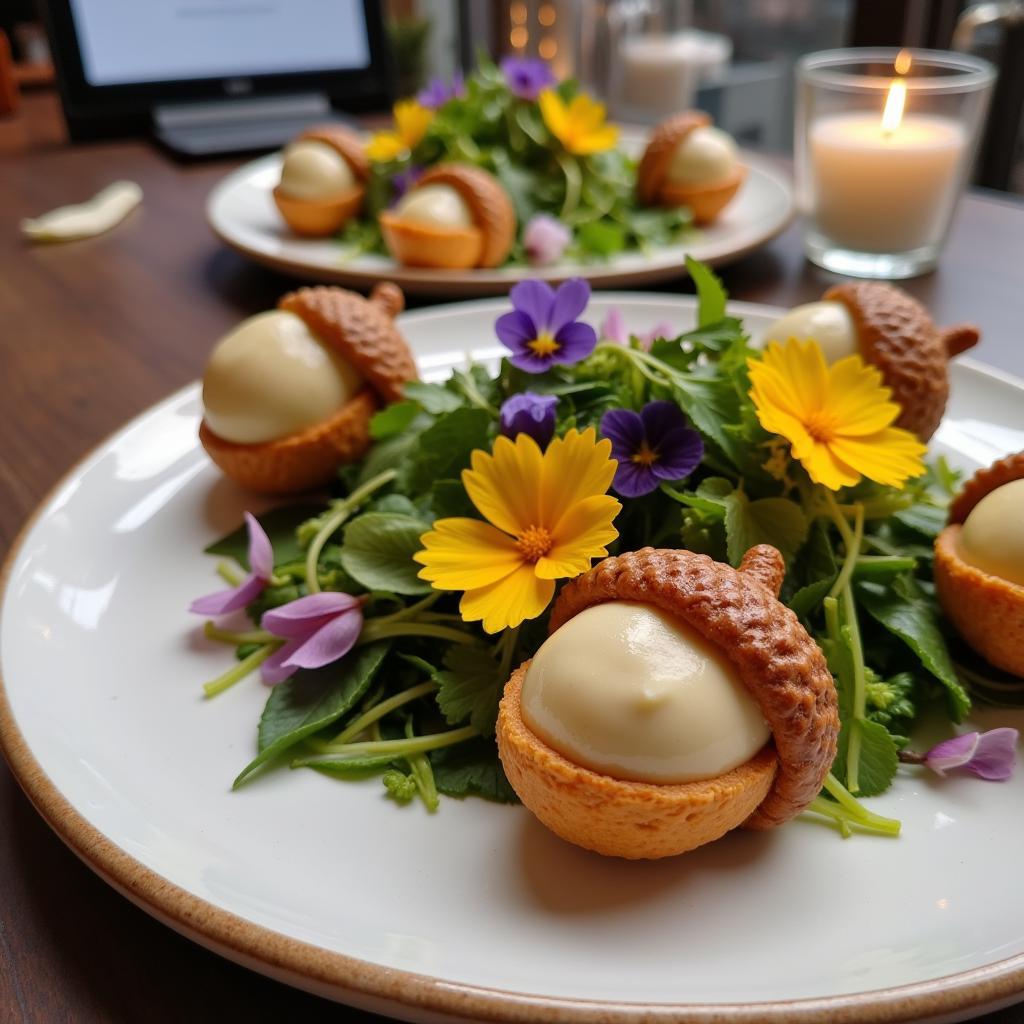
[796,49,994,279]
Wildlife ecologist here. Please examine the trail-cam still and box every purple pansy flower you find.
[390,164,424,206]
[523,214,571,266]
[501,56,556,100]
[495,278,598,374]
[190,513,272,616]
[500,392,558,447]
[600,400,704,497]
[925,728,1018,780]
[260,592,365,686]
[416,72,465,109]
[599,306,674,349]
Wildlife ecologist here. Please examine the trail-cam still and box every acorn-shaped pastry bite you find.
[637,112,746,225]
[273,125,368,237]
[763,282,979,442]
[934,451,1024,677]
[199,283,415,494]
[379,163,516,269]
[496,545,839,859]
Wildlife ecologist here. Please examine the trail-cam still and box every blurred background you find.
[1,0,1022,192]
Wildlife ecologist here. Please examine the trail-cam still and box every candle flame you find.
[894,49,912,75]
[881,78,907,135]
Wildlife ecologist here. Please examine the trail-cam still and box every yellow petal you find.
[394,100,433,147]
[463,433,543,536]
[828,427,927,488]
[414,518,523,590]
[570,125,620,155]
[459,565,556,634]
[536,494,621,579]
[569,93,604,132]
[542,427,617,528]
[539,89,568,143]
[749,350,813,425]
[825,356,901,435]
[800,441,862,491]
[365,132,405,162]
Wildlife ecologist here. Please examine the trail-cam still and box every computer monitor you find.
[43,0,390,153]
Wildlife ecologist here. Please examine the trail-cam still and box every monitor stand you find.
[154,92,347,156]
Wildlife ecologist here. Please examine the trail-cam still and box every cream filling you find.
[202,310,364,445]
[394,184,474,229]
[521,601,771,784]
[278,140,357,200]
[762,301,859,364]
[666,126,738,186]
[958,479,1024,587]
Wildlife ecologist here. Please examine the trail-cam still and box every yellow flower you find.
[747,338,927,491]
[414,429,621,633]
[539,89,619,155]
[365,100,433,162]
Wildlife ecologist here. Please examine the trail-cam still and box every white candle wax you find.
[809,112,966,253]
[618,33,728,117]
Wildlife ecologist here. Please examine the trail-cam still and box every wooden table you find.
[2,92,1024,1024]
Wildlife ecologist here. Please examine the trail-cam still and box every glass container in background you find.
[796,48,995,279]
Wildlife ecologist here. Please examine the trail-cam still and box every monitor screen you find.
[68,0,371,87]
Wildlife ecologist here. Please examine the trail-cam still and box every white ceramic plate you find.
[3,295,1024,1024]
[206,142,795,297]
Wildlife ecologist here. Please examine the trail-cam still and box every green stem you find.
[369,592,440,628]
[852,555,917,579]
[301,725,477,760]
[828,502,864,601]
[494,625,521,681]
[822,488,855,551]
[216,561,243,587]
[203,622,275,646]
[405,718,439,813]
[842,582,867,795]
[203,641,281,699]
[557,153,582,219]
[806,795,900,838]
[358,621,479,646]
[304,470,397,594]
[326,681,437,747]
[820,774,901,836]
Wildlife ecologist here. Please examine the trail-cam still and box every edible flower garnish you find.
[417,72,465,110]
[495,278,597,373]
[500,56,557,100]
[601,400,704,497]
[747,338,927,490]
[500,392,558,447]
[260,592,364,685]
[523,214,571,266]
[599,307,674,349]
[921,728,1018,780]
[414,429,620,633]
[390,164,424,205]
[366,100,434,162]
[190,512,272,616]
[539,89,619,155]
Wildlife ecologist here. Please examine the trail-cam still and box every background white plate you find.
[206,147,794,296]
[3,295,1024,1024]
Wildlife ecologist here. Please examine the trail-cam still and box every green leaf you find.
[685,255,727,326]
[892,503,946,539]
[434,645,504,736]
[340,513,432,595]
[832,717,900,798]
[429,737,518,803]
[404,380,464,414]
[669,373,742,460]
[205,504,322,570]
[856,578,970,721]
[407,407,491,493]
[430,479,476,519]
[577,219,626,257]
[722,491,808,567]
[356,413,431,485]
[370,401,420,439]
[788,578,835,620]
[233,642,390,787]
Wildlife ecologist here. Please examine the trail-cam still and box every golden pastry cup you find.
[497,663,778,860]
[273,184,365,238]
[659,166,746,226]
[378,211,485,269]
[200,389,377,495]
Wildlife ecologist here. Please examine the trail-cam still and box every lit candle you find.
[808,54,967,253]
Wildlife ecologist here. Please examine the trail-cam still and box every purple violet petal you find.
[926,732,981,775]
[551,319,597,364]
[650,428,704,481]
[261,592,362,638]
[189,573,265,616]
[612,460,660,498]
[509,279,556,332]
[261,638,303,686]
[601,307,628,344]
[500,392,558,446]
[600,407,646,454]
[495,309,537,351]
[282,608,363,671]
[548,277,591,334]
[508,350,559,375]
[523,215,570,266]
[964,727,1019,780]
[500,56,556,100]
[640,399,689,442]
[245,512,274,581]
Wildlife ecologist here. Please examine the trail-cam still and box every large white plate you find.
[206,143,795,296]
[3,295,1024,1024]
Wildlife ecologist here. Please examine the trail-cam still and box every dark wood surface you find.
[2,92,1024,1024]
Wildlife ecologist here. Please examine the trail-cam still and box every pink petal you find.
[965,727,1018,781]
[600,307,627,344]
[261,592,362,638]
[640,321,674,348]
[281,608,362,672]
[260,638,303,686]
[189,573,265,616]
[926,732,981,775]
[245,512,274,581]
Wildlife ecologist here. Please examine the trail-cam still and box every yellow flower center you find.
[516,525,554,563]
[804,408,839,444]
[528,331,560,358]
[631,440,659,467]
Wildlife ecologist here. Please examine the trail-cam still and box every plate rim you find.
[3,295,1024,1023]
[205,150,796,296]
